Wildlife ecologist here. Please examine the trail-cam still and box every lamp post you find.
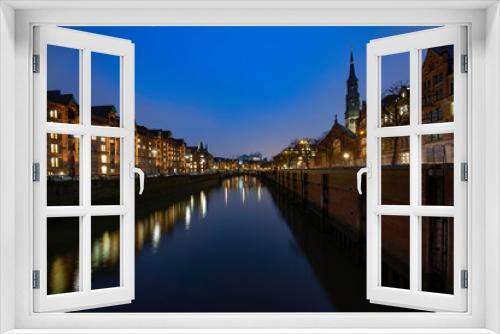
[343,152,350,166]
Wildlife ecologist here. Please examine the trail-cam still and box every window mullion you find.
[81,48,92,293]
[409,48,420,292]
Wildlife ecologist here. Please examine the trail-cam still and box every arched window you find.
[333,139,341,156]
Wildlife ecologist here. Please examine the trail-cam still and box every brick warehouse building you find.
[271,47,455,294]
[46,90,210,177]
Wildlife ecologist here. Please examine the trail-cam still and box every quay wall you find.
[262,165,453,292]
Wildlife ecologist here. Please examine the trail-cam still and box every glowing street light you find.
[343,152,350,166]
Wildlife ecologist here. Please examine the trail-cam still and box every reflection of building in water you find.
[49,254,79,295]
[200,191,207,218]
[92,231,120,268]
[134,188,216,253]
[267,167,454,298]
[267,181,400,311]
[49,185,222,292]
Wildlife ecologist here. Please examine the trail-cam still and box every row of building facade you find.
[273,46,454,169]
[47,90,214,178]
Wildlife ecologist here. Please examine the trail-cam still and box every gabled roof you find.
[425,45,454,73]
[91,105,117,119]
[47,90,78,106]
[317,118,356,145]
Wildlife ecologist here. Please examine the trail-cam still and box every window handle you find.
[356,164,370,195]
[130,162,145,195]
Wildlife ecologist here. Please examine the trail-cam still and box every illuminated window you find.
[399,152,410,164]
[101,154,107,163]
[398,104,409,116]
[50,157,59,168]
[50,144,58,153]
[101,165,108,174]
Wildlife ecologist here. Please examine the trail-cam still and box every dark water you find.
[51,175,406,312]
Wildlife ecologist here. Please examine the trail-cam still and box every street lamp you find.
[343,152,350,166]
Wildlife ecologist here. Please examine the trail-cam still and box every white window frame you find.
[365,26,467,312]
[0,1,498,333]
[32,26,136,312]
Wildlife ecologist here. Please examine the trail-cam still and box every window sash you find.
[366,25,467,312]
[32,26,135,312]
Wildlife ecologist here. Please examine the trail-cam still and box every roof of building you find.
[317,117,356,145]
[47,90,78,106]
[91,105,117,119]
[136,125,150,135]
[172,138,185,146]
[426,45,454,73]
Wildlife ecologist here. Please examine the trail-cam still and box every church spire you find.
[345,50,361,133]
[348,49,356,79]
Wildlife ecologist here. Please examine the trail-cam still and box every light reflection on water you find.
[48,176,265,296]
[50,175,405,312]
[200,191,207,218]
[49,255,79,295]
[48,184,218,295]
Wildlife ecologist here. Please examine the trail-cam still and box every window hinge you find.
[461,162,468,182]
[32,54,40,73]
[461,269,468,289]
[32,270,40,289]
[461,54,468,73]
[32,162,40,182]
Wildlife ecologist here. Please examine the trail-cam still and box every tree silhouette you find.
[381,82,410,165]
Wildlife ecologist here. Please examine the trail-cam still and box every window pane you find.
[421,133,454,206]
[91,52,120,127]
[91,136,121,205]
[381,137,410,205]
[422,217,454,294]
[47,217,80,295]
[381,215,410,290]
[47,133,80,206]
[47,45,80,124]
[381,52,410,127]
[92,216,121,290]
[421,46,454,124]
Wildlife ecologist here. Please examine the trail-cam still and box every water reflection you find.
[185,207,191,230]
[47,217,80,295]
[48,176,408,311]
[200,191,207,218]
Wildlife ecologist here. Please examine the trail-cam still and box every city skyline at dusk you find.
[49,26,431,158]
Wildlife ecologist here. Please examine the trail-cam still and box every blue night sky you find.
[49,26,432,158]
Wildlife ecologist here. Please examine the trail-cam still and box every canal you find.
[50,175,407,312]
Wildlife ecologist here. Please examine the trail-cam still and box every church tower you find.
[345,50,361,133]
